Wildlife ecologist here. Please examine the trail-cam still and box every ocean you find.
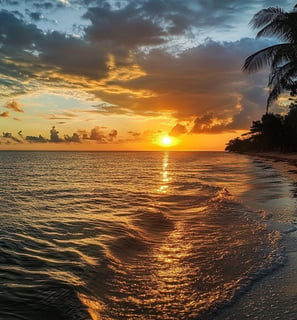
[0,151,294,320]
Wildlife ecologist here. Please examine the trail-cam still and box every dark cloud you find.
[83,4,166,47]
[2,132,12,138]
[108,129,117,141]
[81,127,120,143]
[169,124,187,136]
[1,0,20,5]
[0,10,41,49]
[0,126,121,145]
[0,0,290,136]
[81,0,268,46]
[191,113,217,133]
[28,11,42,21]
[64,132,81,143]
[0,10,109,95]
[38,31,108,80]
[26,134,47,143]
[2,131,22,143]
[95,37,271,130]
[89,126,107,143]
[31,2,54,10]
[228,75,268,130]
[0,7,271,132]
[22,1,63,10]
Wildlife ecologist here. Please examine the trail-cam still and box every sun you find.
[154,134,179,148]
[161,136,173,147]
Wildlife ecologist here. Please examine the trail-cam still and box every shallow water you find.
[0,151,293,319]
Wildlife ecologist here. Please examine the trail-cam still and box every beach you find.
[214,152,297,320]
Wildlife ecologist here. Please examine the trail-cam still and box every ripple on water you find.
[0,151,288,320]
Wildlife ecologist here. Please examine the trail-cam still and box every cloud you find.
[2,131,22,143]
[64,132,81,143]
[5,126,121,145]
[0,10,109,97]
[0,0,269,100]
[37,31,109,80]
[191,113,227,133]
[169,124,187,136]
[108,129,117,141]
[128,131,141,138]
[0,1,285,136]
[89,126,107,143]
[81,0,269,47]
[47,111,77,120]
[93,37,271,131]
[4,100,24,112]
[83,4,166,47]
[26,134,47,143]
[0,1,20,6]
[28,11,43,21]
[0,111,10,117]
[0,10,41,50]
[49,126,63,142]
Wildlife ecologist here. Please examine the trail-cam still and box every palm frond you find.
[267,84,283,111]
[285,12,297,42]
[268,62,297,90]
[242,43,290,73]
[270,44,297,68]
[268,62,295,87]
[250,7,285,29]
[256,19,290,41]
[267,64,297,109]
[256,12,297,42]
[245,4,297,110]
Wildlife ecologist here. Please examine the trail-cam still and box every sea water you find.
[0,151,294,320]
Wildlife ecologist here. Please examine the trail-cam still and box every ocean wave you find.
[0,151,290,319]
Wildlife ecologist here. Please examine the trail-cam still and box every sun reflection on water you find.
[78,293,107,320]
[149,221,197,318]
[158,152,171,193]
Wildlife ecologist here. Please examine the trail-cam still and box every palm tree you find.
[243,5,297,112]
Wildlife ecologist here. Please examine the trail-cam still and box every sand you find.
[213,152,297,320]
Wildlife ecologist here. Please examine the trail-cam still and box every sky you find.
[0,0,293,150]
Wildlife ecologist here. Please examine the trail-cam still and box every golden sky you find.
[0,0,290,150]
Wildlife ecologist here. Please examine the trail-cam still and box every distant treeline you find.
[226,102,297,153]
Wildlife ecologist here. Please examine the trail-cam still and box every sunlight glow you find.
[161,136,173,147]
[153,134,180,149]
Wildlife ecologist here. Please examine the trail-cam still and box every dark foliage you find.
[226,102,297,153]
[243,5,297,111]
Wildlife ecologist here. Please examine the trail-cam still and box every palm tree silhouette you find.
[243,5,297,112]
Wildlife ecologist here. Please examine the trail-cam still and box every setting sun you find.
[154,135,180,149]
[161,136,173,147]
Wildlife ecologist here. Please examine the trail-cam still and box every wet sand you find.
[214,152,297,320]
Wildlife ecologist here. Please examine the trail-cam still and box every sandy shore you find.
[214,152,297,320]
[247,152,297,182]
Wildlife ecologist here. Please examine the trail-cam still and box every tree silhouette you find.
[283,102,297,151]
[226,103,297,153]
[243,5,297,111]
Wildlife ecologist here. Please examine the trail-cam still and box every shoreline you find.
[214,152,297,319]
